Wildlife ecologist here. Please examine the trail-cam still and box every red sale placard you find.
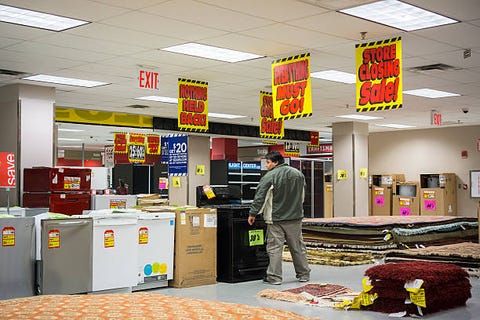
[0,152,15,188]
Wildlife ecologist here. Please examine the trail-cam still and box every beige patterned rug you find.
[283,248,376,266]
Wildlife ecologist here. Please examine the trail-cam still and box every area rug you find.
[384,242,480,272]
[282,248,375,266]
[258,283,356,307]
[0,292,320,320]
[363,261,472,316]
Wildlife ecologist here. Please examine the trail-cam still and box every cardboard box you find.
[420,173,456,216]
[169,208,217,288]
[370,174,405,216]
[392,182,420,216]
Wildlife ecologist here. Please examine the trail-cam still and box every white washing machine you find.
[89,212,138,292]
[134,211,175,290]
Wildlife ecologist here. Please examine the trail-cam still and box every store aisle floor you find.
[153,262,480,320]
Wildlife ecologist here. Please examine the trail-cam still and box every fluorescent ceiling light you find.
[58,138,82,141]
[135,96,178,104]
[58,128,84,132]
[208,112,246,119]
[162,43,263,63]
[336,114,384,120]
[311,70,356,84]
[376,124,416,129]
[404,88,460,98]
[23,75,108,87]
[0,4,89,31]
[339,0,458,31]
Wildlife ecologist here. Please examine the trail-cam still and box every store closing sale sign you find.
[178,78,208,132]
[259,91,284,139]
[356,37,402,112]
[272,53,312,120]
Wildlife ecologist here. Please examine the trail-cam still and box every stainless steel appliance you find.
[0,217,35,300]
[39,218,93,294]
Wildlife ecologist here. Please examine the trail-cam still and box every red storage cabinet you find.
[23,167,91,192]
[23,193,91,216]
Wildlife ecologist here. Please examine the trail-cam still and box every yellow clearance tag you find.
[337,170,347,180]
[360,292,377,306]
[362,277,373,292]
[104,230,115,248]
[138,227,149,245]
[48,229,60,249]
[2,226,15,247]
[203,185,216,199]
[196,165,205,175]
[173,177,181,188]
[249,229,264,246]
[410,288,426,308]
[360,168,368,179]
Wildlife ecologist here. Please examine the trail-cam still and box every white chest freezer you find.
[91,195,138,210]
[134,211,175,290]
[90,213,138,292]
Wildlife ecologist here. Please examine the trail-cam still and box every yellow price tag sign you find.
[409,288,426,308]
[248,229,264,246]
[337,169,347,180]
[196,165,205,175]
[173,177,181,188]
[360,168,368,179]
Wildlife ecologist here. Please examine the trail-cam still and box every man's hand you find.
[248,216,255,225]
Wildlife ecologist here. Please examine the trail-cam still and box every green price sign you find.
[248,229,264,246]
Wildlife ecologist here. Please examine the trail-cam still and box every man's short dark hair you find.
[265,151,284,164]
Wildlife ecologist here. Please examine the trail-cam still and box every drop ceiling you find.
[0,0,479,151]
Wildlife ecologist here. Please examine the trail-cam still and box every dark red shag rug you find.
[363,261,472,315]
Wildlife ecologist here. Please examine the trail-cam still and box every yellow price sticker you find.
[248,229,264,246]
[196,165,205,175]
[360,168,368,179]
[337,170,347,180]
[410,288,426,308]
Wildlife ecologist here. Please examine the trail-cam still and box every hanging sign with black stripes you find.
[272,53,312,120]
[260,91,284,139]
[355,37,402,112]
[178,78,208,132]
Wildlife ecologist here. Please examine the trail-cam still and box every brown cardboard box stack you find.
[392,182,420,216]
[420,173,457,216]
[168,207,217,288]
[370,174,405,216]
[136,194,168,208]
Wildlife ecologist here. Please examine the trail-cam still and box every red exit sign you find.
[138,70,159,89]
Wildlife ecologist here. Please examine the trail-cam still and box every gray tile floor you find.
[153,262,480,320]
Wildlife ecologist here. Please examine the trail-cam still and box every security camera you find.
[461,108,469,114]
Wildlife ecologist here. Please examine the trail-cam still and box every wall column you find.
[332,122,369,217]
[0,84,55,206]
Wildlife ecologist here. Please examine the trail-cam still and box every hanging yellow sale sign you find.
[272,53,312,120]
[178,78,208,132]
[356,37,402,112]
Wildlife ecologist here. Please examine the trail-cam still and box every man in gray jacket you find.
[248,151,310,285]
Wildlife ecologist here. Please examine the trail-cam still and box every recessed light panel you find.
[23,75,108,87]
[208,112,246,119]
[162,43,263,63]
[340,0,458,31]
[404,88,460,98]
[376,123,416,129]
[336,114,384,120]
[0,4,89,31]
[135,96,178,103]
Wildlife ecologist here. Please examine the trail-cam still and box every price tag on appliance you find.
[48,229,60,248]
[110,199,127,209]
[138,227,149,244]
[2,226,15,247]
[248,229,264,246]
[104,230,115,248]
[64,176,81,190]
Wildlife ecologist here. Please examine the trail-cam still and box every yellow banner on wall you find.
[178,78,208,132]
[55,107,153,128]
[272,53,312,120]
[356,37,402,112]
[260,91,284,139]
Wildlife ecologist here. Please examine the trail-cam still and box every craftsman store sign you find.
[272,53,312,120]
[113,133,160,165]
[178,78,208,132]
[356,37,402,112]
